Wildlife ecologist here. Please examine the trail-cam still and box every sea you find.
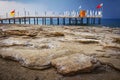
[101,19,120,28]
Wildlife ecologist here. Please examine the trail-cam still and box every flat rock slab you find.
[51,53,94,75]
[98,57,120,71]
[0,48,74,70]
[3,29,39,37]
[0,37,29,47]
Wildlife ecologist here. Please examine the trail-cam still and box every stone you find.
[74,39,100,44]
[98,57,120,71]
[0,37,28,47]
[79,33,99,39]
[45,32,64,37]
[112,37,120,44]
[51,53,94,75]
[0,48,75,70]
[4,30,38,37]
[103,44,120,50]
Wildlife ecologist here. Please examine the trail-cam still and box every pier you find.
[0,16,101,25]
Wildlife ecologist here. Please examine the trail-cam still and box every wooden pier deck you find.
[0,16,101,25]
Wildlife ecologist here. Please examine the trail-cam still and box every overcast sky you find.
[0,0,120,18]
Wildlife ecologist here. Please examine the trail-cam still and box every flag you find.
[96,3,103,9]
[79,5,81,9]
[10,10,15,17]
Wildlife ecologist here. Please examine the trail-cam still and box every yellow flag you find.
[10,10,15,17]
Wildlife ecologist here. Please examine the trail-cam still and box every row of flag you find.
[9,3,103,17]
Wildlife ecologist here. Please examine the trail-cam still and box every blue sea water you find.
[101,19,120,28]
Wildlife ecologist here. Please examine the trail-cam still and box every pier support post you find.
[90,18,92,24]
[9,19,11,24]
[13,18,15,24]
[57,18,59,25]
[45,18,46,25]
[29,18,30,24]
[98,18,101,24]
[81,18,83,24]
[42,18,44,25]
[0,20,3,24]
[50,18,53,25]
[75,18,77,25]
[87,18,89,24]
[34,17,36,25]
[19,18,21,24]
[69,18,71,25]
[63,18,65,25]
[93,18,95,24]
[2,20,3,24]
[37,18,38,25]
[24,18,26,24]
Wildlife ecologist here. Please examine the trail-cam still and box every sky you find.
[0,0,120,18]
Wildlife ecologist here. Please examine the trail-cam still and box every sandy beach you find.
[0,24,120,80]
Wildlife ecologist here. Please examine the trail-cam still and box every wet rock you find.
[98,57,120,71]
[51,53,94,75]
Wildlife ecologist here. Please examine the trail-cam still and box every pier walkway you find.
[0,16,101,25]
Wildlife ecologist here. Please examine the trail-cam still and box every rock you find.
[79,33,99,39]
[0,48,50,69]
[4,30,38,37]
[74,39,100,44]
[112,37,120,44]
[45,32,64,37]
[51,53,94,75]
[0,37,28,47]
[103,44,120,51]
[98,57,120,71]
[0,29,6,37]
[0,48,75,69]
[4,30,28,36]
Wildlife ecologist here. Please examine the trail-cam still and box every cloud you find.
[0,1,48,18]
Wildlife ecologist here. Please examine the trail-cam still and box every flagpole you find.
[28,11,30,16]
[17,12,19,17]
[14,10,15,18]
[24,8,26,17]
[6,12,8,18]
[101,3,103,17]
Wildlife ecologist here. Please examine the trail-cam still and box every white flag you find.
[78,6,81,9]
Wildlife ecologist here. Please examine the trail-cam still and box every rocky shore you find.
[0,24,120,80]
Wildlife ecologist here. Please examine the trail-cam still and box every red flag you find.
[96,3,103,9]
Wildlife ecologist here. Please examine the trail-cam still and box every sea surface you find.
[101,19,120,28]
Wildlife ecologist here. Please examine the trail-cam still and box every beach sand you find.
[0,24,120,80]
